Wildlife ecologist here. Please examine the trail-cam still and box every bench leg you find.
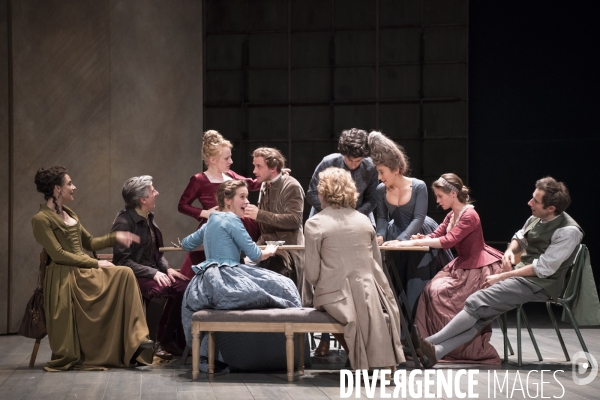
[298,333,305,376]
[208,331,216,374]
[192,327,200,380]
[29,338,41,368]
[285,325,294,382]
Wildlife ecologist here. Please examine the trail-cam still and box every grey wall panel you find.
[423,0,468,24]
[248,0,287,31]
[204,108,244,140]
[424,26,468,62]
[334,105,375,135]
[206,71,243,103]
[11,0,112,331]
[423,64,467,98]
[248,107,288,140]
[292,142,332,177]
[292,32,331,67]
[380,66,420,99]
[335,31,375,65]
[0,0,8,334]
[423,102,467,138]
[379,104,421,138]
[292,69,330,103]
[380,29,420,64]
[250,34,287,68]
[248,70,288,102]
[380,0,422,26]
[335,0,375,28]
[291,0,332,30]
[206,0,246,33]
[109,0,202,270]
[334,67,375,101]
[423,139,468,177]
[291,106,331,140]
[206,35,245,69]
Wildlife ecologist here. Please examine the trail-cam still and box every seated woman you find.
[304,167,404,370]
[32,166,154,371]
[368,131,453,313]
[384,173,505,364]
[181,179,302,371]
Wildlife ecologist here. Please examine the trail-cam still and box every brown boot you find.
[154,343,173,361]
[314,339,330,356]
[413,325,437,368]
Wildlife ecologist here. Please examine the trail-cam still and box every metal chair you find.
[502,244,593,366]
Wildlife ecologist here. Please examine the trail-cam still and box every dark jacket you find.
[111,208,170,279]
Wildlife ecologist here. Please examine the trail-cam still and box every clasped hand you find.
[154,268,190,287]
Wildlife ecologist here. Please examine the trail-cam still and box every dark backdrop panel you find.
[0,0,8,333]
[469,2,600,284]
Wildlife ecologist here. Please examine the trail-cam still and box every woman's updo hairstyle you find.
[35,166,68,214]
[202,130,232,166]
[317,167,358,209]
[367,131,410,175]
[216,180,247,210]
[432,173,472,204]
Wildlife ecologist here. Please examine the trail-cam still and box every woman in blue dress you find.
[181,179,302,371]
[368,131,454,315]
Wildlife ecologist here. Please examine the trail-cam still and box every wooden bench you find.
[191,308,346,381]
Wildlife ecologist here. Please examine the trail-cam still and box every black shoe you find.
[139,339,154,349]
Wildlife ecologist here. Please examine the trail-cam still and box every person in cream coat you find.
[304,167,405,370]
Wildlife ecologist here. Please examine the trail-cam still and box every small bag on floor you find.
[18,250,48,340]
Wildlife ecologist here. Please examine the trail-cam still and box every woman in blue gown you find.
[181,179,303,371]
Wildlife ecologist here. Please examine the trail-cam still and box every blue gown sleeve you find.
[181,224,206,251]
[225,215,262,262]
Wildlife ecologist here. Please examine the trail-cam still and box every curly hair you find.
[252,147,286,172]
[535,176,571,214]
[431,173,472,204]
[34,166,68,214]
[202,130,232,166]
[338,128,370,158]
[216,180,248,210]
[367,131,410,175]
[317,167,358,209]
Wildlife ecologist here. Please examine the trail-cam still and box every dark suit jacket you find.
[111,208,170,279]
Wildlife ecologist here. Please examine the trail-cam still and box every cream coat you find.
[304,207,405,369]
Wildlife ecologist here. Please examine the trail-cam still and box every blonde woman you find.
[388,173,504,364]
[304,167,404,370]
[177,130,261,278]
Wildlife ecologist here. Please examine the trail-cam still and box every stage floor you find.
[1,322,599,399]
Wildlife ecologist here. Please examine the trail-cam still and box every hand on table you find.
[262,244,279,259]
[382,240,412,247]
[410,233,426,240]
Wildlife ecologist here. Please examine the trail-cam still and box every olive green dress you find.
[31,204,152,371]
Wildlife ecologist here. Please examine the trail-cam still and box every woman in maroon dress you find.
[384,173,506,364]
[178,130,261,278]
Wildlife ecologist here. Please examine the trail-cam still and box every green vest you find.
[516,212,583,299]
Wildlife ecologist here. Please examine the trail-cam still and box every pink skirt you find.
[414,262,503,364]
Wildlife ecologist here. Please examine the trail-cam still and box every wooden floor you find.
[1,325,599,400]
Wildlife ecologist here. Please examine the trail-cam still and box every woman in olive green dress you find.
[32,166,153,371]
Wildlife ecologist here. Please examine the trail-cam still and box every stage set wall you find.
[0,0,202,334]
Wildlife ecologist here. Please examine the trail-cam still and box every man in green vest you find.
[413,176,583,367]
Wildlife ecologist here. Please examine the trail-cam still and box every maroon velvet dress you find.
[414,206,503,364]
[177,171,262,278]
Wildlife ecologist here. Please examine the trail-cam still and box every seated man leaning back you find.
[411,176,584,367]
[112,175,190,360]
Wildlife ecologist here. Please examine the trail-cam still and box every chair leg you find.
[310,333,316,350]
[208,332,216,374]
[298,333,305,376]
[179,345,191,366]
[399,311,421,368]
[516,306,522,366]
[546,302,569,361]
[520,307,543,362]
[29,338,41,367]
[192,329,200,380]
[563,304,594,366]
[501,313,509,362]
[496,316,514,356]
[285,327,295,382]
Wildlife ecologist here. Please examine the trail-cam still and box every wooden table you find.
[159,245,428,252]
